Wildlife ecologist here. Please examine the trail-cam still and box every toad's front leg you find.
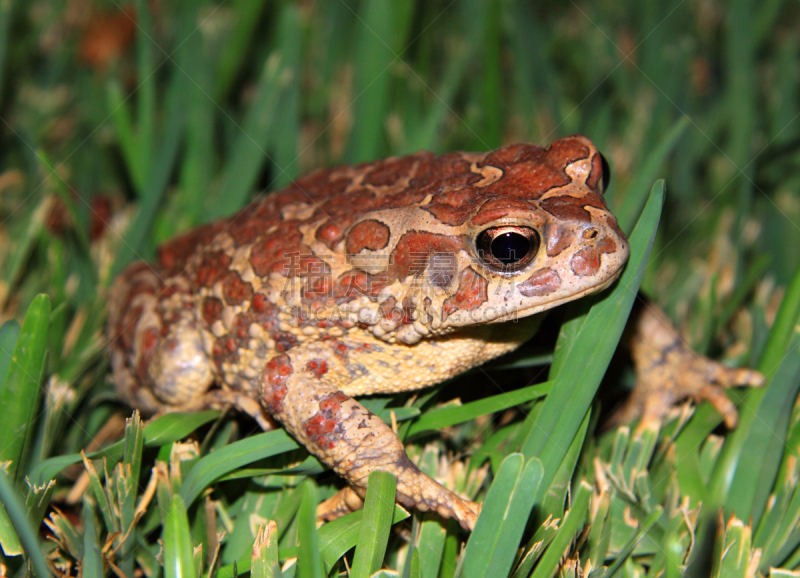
[608,300,764,429]
[260,350,479,530]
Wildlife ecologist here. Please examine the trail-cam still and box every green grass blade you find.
[316,505,410,568]
[36,150,91,255]
[251,521,280,578]
[214,0,270,102]
[529,481,593,578]
[0,294,50,484]
[407,381,552,437]
[759,265,800,380]
[600,507,664,578]
[208,5,303,219]
[107,80,146,191]
[413,517,447,578]
[724,330,800,526]
[179,429,300,506]
[520,181,664,497]
[609,117,689,233]
[113,58,189,275]
[350,471,398,577]
[297,480,323,578]
[133,0,155,177]
[123,412,145,493]
[30,410,220,484]
[710,265,800,507]
[0,470,50,576]
[163,494,196,578]
[176,30,215,231]
[0,501,21,556]
[24,479,55,536]
[460,455,543,577]
[405,547,421,578]
[0,320,20,391]
[82,496,104,578]
[712,517,754,578]
[346,0,413,163]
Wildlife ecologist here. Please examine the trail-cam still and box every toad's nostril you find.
[583,229,598,240]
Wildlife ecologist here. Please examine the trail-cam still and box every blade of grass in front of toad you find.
[178,429,300,507]
[163,494,196,578]
[82,495,103,578]
[406,380,552,438]
[528,481,593,578]
[0,470,50,577]
[708,265,800,510]
[297,480,324,578]
[459,455,543,577]
[29,410,220,485]
[350,471,398,577]
[0,320,20,390]
[519,181,663,497]
[0,294,49,485]
[724,330,800,527]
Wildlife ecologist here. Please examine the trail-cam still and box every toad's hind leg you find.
[109,264,267,423]
[260,351,480,530]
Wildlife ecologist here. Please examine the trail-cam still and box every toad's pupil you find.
[491,232,530,265]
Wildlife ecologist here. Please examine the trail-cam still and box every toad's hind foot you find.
[317,487,365,525]
[317,484,480,530]
[608,302,765,430]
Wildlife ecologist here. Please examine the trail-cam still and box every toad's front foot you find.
[608,302,765,430]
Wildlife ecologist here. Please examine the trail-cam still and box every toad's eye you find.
[476,226,539,272]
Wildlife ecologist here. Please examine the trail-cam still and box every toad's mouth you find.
[488,268,624,325]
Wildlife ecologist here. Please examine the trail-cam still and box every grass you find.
[0,0,799,576]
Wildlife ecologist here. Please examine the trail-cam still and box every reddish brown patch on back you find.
[545,223,575,257]
[442,267,488,320]
[518,268,562,297]
[471,198,538,227]
[362,154,424,186]
[261,354,293,415]
[316,221,344,249]
[305,391,349,449]
[346,220,391,254]
[194,251,232,288]
[423,187,481,226]
[222,271,253,305]
[540,193,607,223]
[248,229,306,277]
[158,222,226,275]
[202,297,224,325]
[571,236,617,277]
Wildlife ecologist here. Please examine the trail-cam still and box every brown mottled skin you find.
[108,136,762,530]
